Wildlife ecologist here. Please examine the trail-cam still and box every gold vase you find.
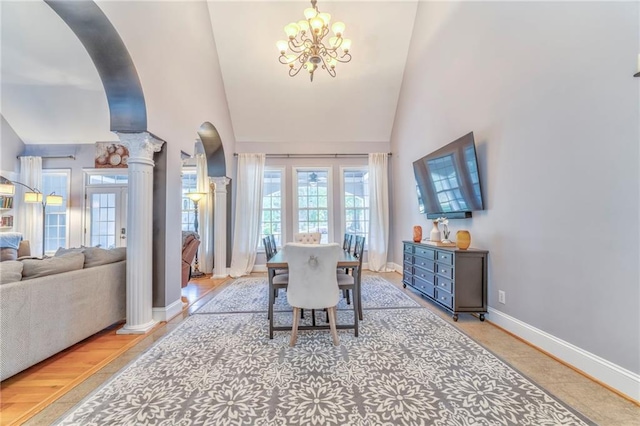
[456,230,471,250]
[413,226,422,242]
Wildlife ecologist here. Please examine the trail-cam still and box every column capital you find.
[116,132,164,166]
[210,176,231,191]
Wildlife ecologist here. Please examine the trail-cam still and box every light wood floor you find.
[0,275,229,426]
[3,272,639,425]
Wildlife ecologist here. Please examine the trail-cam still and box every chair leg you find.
[328,307,339,346]
[290,307,300,347]
[345,289,351,305]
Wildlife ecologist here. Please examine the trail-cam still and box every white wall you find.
[1,115,25,175]
[391,1,639,397]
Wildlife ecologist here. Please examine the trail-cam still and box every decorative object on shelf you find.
[186,192,207,278]
[412,226,422,243]
[95,142,130,168]
[276,0,352,82]
[438,217,451,243]
[456,230,471,250]
[429,220,441,242]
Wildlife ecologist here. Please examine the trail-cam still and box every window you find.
[42,170,70,254]
[294,168,331,244]
[342,168,369,242]
[260,168,284,249]
[181,169,197,231]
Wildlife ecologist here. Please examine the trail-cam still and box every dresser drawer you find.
[412,266,434,285]
[413,257,434,272]
[435,276,453,293]
[435,288,453,309]
[413,276,435,298]
[414,246,435,260]
[403,262,412,275]
[404,244,414,254]
[436,263,453,279]
[436,251,453,265]
[403,253,413,264]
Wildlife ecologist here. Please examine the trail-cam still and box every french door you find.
[85,187,127,248]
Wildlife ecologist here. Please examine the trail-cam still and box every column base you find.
[116,319,159,335]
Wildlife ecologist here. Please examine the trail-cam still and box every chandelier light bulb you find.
[284,23,300,38]
[297,19,310,32]
[276,40,288,53]
[310,17,324,32]
[341,38,352,52]
[304,7,317,20]
[331,21,345,36]
[328,58,337,68]
[318,12,331,26]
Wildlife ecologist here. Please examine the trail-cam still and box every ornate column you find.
[211,176,230,279]
[116,132,164,334]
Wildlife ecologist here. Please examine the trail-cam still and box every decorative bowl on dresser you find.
[402,241,488,321]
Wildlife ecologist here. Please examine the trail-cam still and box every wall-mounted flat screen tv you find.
[413,132,485,219]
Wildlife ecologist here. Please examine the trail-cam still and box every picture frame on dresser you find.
[402,240,488,321]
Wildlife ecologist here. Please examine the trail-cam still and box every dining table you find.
[266,249,361,339]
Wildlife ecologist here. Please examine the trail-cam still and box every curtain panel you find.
[196,153,213,273]
[229,153,265,277]
[367,153,390,271]
[16,156,43,256]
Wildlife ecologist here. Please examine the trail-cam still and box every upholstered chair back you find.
[284,243,341,309]
[293,232,322,244]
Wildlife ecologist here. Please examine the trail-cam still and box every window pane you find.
[342,169,369,244]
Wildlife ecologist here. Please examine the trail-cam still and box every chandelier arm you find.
[318,55,336,78]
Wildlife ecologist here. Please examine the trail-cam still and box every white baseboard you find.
[153,298,183,322]
[488,307,640,402]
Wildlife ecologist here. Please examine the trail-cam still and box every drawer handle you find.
[441,256,446,259]
[441,296,445,300]
[421,274,425,277]
[420,262,425,265]
[440,283,445,286]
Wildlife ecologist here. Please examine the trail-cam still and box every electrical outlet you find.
[498,290,506,304]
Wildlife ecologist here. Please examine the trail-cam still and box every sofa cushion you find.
[0,260,23,284]
[83,247,126,268]
[21,252,85,280]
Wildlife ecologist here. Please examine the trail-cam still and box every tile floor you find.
[24,272,640,426]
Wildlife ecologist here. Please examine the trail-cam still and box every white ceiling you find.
[1,0,418,146]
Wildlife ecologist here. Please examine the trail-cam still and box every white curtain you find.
[229,153,265,277]
[367,153,390,271]
[196,152,214,273]
[16,156,43,256]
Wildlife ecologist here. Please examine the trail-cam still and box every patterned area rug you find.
[55,277,593,425]
[194,275,421,314]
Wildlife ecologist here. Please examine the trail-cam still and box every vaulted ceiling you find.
[1,1,418,148]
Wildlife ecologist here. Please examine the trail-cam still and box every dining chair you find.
[293,233,322,244]
[342,233,354,252]
[269,234,278,254]
[337,235,365,321]
[283,242,342,346]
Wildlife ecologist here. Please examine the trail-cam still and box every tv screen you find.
[413,132,484,219]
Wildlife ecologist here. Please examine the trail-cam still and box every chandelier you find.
[276,0,352,82]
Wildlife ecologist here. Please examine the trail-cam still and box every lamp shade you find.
[186,192,206,203]
[24,192,42,203]
[0,183,15,195]
[46,194,64,206]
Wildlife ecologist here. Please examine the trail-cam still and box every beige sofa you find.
[0,249,126,381]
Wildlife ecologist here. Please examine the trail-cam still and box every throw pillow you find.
[21,252,85,280]
[83,247,126,268]
[55,247,84,257]
[0,247,18,262]
[0,260,23,284]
